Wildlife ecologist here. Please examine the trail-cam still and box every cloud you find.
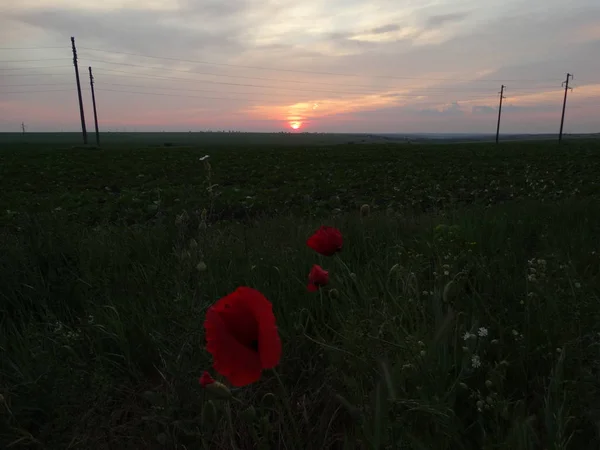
[425,12,470,27]
[370,24,402,34]
[4,6,247,59]
[472,105,496,114]
[417,102,464,116]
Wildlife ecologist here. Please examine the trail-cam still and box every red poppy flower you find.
[307,226,343,256]
[199,371,215,387]
[204,287,282,387]
[307,264,329,292]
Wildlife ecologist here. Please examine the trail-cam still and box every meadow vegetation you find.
[1,135,600,449]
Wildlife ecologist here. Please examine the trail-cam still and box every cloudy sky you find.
[1,0,599,133]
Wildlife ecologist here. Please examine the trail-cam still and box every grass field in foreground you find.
[1,137,600,449]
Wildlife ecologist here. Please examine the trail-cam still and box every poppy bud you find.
[196,261,207,272]
[328,288,340,300]
[261,393,276,407]
[443,280,458,303]
[360,204,370,217]
[307,264,329,292]
[485,380,493,388]
[459,382,469,390]
[334,394,362,422]
[260,415,272,436]
[189,238,198,250]
[199,371,215,387]
[388,264,400,277]
[156,433,167,445]
[241,405,257,423]
[205,381,233,400]
[175,210,189,226]
[201,400,217,426]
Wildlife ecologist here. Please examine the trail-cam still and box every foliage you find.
[1,136,600,449]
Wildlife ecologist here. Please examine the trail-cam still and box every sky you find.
[1,0,599,134]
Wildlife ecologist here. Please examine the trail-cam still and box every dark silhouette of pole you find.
[88,66,100,145]
[558,73,572,143]
[21,122,26,135]
[71,37,87,144]
[495,84,506,144]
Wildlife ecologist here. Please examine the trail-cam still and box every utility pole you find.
[495,85,506,144]
[558,73,573,143]
[88,66,100,145]
[71,36,87,144]
[21,122,26,135]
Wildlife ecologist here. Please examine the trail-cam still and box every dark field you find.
[1,134,600,449]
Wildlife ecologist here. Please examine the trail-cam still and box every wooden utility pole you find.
[88,66,100,145]
[21,122,26,135]
[558,73,572,143]
[495,85,506,144]
[71,37,87,144]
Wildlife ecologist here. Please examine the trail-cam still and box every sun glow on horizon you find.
[289,121,302,130]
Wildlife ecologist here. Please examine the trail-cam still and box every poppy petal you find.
[204,308,262,387]
[307,283,319,292]
[307,226,343,256]
[235,287,282,370]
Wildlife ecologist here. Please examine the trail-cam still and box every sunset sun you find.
[289,121,302,130]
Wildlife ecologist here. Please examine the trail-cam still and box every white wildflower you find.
[471,355,481,369]
[478,327,488,338]
[463,331,475,341]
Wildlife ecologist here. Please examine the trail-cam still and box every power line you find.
[81,58,390,90]
[0,83,73,87]
[87,67,560,99]
[92,70,420,96]
[0,65,72,71]
[0,89,74,94]
[96,87,262,102]
[1,72,71,77]
[78,47,563,83]
[95,82,502,99]
[0,47,68,50]
[94,87,499,105]
[83,59,560,93]
[0,58,71,62]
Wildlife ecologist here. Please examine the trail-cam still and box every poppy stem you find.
[271,368,301,443]
[335,254,353,275]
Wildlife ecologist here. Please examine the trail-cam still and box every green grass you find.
[1,136,600,449]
